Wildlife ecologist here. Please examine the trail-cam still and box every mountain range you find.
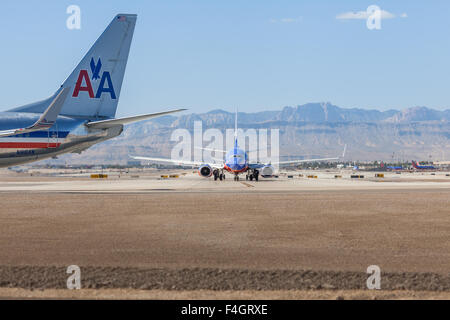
[44,103,450,165]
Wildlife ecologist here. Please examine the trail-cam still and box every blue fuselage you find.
[0,111,122,167]
[224,145,248,174]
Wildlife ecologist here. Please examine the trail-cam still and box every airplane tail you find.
[9,14,137,120]
[412,161,419,169]
[234,108,238,149]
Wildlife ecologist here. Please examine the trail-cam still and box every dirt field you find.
[0,179,449,299]
[1,288,449,300]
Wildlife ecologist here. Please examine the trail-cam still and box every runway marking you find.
[240,182,255,188]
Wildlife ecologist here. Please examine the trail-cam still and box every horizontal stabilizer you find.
[85,108,186,129]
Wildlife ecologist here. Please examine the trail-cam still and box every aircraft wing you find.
[194,146,227,154]
[130,155,223,169]
[248,156,340,168]
[0,87,70,138]
[252,145,347,166]
[85,108,187,129]
[273,156,340,165]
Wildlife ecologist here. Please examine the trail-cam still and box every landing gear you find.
[233,175,240,181]
[214,170,226,181]
[246,170,259,182]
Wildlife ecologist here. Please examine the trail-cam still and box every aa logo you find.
[72,57,116,99]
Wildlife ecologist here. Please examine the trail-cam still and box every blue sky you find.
[0,0,449,116]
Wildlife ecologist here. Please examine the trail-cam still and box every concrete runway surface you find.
[0,169,449,299]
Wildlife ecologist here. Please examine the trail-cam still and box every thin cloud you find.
[270,17,302,24]
[336,10,396,20]
[400,13,408,18]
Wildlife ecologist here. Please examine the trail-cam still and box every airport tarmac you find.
[1,168,450,193]
[0,168,449,299]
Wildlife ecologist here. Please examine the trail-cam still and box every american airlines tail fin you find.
[9,14,137,120]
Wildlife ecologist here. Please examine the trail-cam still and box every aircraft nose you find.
[230,163,242,171]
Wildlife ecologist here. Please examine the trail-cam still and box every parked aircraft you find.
[0,14,184,168]
[412,161,436,170]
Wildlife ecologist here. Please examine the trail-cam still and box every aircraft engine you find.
[260,165,275,178]
[198,164,213,177]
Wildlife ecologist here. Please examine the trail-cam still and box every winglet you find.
[0,87,70,138]
[30,87,70,130]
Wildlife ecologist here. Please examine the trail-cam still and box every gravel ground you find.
[0,266,448,292]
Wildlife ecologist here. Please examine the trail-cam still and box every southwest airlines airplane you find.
[412,161,436,170]
[0,14,184,168]
[132,113,346,181]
